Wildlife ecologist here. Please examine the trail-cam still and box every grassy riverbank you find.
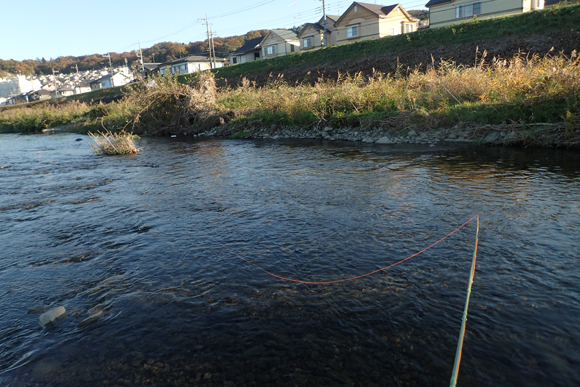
[1,53,578,147]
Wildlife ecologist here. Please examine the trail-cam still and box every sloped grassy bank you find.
[213,3,580,86]
[2,53,578,148]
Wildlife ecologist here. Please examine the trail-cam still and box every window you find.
[464,4,473,17]
[390,27,395,35]
[160,68,167,75]
[354,5,357,12]
[347,25,358,38]
[405,24,414,33]
[264,45,276,55]
[456,2,481,18]
[303,37,312,48]
[232,58,237,64]
[291,44,295,52]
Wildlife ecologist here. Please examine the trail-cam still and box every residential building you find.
[334,2,419,45]
[426,0,544,29]
[297,15,340,50]
[90,72,134,90]
[158,56,226,75]
[229,37,263,65]
[29,89,52,101]
[143,63,160,77]
[0,75,41,98]
[57,86,74,97]
[74,81,91,95]
[260,29,300,59]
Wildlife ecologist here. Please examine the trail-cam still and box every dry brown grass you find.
[88,130,140,155]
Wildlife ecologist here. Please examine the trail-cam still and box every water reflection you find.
[0,134,579,386]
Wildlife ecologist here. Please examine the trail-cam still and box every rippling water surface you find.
[0,133,579,386]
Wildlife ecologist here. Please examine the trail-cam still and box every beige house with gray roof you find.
[297,15,340,50]
[426,0,544,29]
[260,29,300,59]
[334,2,419,45]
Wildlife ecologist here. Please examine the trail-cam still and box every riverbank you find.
[194,120,576,148]
[1,53,579,149]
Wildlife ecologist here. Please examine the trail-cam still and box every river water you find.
[0,133,578,386]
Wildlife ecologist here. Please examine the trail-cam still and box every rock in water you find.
[39,306,66,328]
[77,311,104,327]
[376,136,395,144]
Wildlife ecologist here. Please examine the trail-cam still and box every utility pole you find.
[198,16,215,69]
[319,0,328,47]
[210,26,217,69]
[103,53,113,74]
[52,68,57,98]
[133,41,146,76]
[138,41,145,73]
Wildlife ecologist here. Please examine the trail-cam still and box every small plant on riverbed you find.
[88,130,140,155]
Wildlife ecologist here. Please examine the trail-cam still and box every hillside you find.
[214,4,580,86]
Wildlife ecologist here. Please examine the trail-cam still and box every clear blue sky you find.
[1,0,427,61]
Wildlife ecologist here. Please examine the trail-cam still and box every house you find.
[90,72,133,90]
[0,75,42,98]
[74,81,91,95]
[333,2,419,45]
[30,89,52,101]
[297,15,340,50]
[229,37,263,65]
[158,56,226,75]
[57,86,74,98]
[143,63,160,77]
[426,0,544,29]
[260,29,300,59]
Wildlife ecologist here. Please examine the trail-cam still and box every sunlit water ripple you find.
[0,133,578,386]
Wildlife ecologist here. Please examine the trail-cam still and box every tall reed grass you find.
[215,53,579,130]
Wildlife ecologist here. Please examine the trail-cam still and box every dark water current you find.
[0,133,579,386]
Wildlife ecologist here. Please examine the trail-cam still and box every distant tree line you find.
[408,10,429,20]
[0,30,268,76]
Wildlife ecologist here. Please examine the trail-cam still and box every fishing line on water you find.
[197,214,480,385]
[197,215,479,284]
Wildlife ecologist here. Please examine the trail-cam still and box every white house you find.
[89,72,134,90]
[158,56,226,75]
[0,75,42,98]
[74,81,91,94]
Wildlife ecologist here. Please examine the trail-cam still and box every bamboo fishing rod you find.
[449,215,480,387]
